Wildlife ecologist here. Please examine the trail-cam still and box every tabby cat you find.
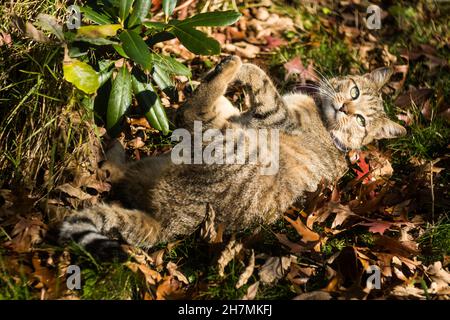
[59,56,406,259]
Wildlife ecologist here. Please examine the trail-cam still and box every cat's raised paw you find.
[205,55,242,82]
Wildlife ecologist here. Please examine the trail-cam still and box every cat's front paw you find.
[218,55,242,75]
[205,56,242,82]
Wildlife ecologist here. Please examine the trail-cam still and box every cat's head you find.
[319,67,406,151]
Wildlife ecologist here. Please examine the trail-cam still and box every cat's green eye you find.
[350,86,359,99]
[356,114,366,127]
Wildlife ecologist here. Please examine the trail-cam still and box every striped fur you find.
[59,56,406,260]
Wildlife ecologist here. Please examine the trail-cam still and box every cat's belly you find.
[147,163,304,238]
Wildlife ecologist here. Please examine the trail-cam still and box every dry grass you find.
[0,0,100,196]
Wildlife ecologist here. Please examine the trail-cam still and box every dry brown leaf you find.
[236,250,255,289]
[254,7,270,21]
[124,245,154,265]
[139,264,162,285]
[224,42,260,59]
[395,88,434,109]
[391,284,425,299]
[283,57,318,83]
[241,281,259,300]
[392,257,409,281]
[361,148,394,181]
[359,220,393,235]
[284,215,320,243]
[8,215,46,252]
[127,117,152,129]
[258,256,292,285]
[155,276,184,300]
[287,264,315,286]
[150,249,165,270]
[426,261,450,295]
[75,173,111,194]
[264,35,287,50]
[31,254,63,299]
[155,38,195,61]
[11,14,50,43]
[55,183,93,201]
[242,281,259,300]
[126,262,162,285]
[409,44,448,70]
[275,233,307,254]
[330,246,362,288]
[373,252,393,277]
[374,235,420,257]
[167,262,189,285]
[217,240,243,277]
[0,32,12,47]
[388,64,409,92]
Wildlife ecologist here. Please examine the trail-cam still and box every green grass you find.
[418,221,450,264]
[0,260,32,300]
[80,263,144,300]
[0,0,99,195]
[256,281,297,300]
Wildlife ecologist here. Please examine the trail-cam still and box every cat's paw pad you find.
[218,55,242,75]
[205,56,242,82]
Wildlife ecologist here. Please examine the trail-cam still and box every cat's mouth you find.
[330,132,349,153]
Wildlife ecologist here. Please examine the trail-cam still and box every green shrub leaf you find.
[128,0,152,27]
[80,6,114,25]
[145,31,175,46]
[163,0,177,18]
[132,70,170,134]
[119,0,134,23]
[152,65,174,90]
[119,30,152,70]
[112,44,130,58]
[76,24,122,38]
[107,65,132,132]
[68,45,88,58]
[63,59,100,94]
[142,21,167,31]
[98,60,115,86]
[170,25,220,55]
[172,10,241,27]
[149,53,191,76]
[75,37,119,45]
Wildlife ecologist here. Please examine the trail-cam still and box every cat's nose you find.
[339,104,348,114]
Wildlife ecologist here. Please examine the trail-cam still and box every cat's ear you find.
[374,118,406,139]
[364,67,393,90]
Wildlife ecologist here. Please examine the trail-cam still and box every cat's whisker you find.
[302,85,335,100]
[310,67,338,96]
[297,83,336,101]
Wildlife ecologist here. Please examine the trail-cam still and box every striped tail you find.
[59,203,161,261]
